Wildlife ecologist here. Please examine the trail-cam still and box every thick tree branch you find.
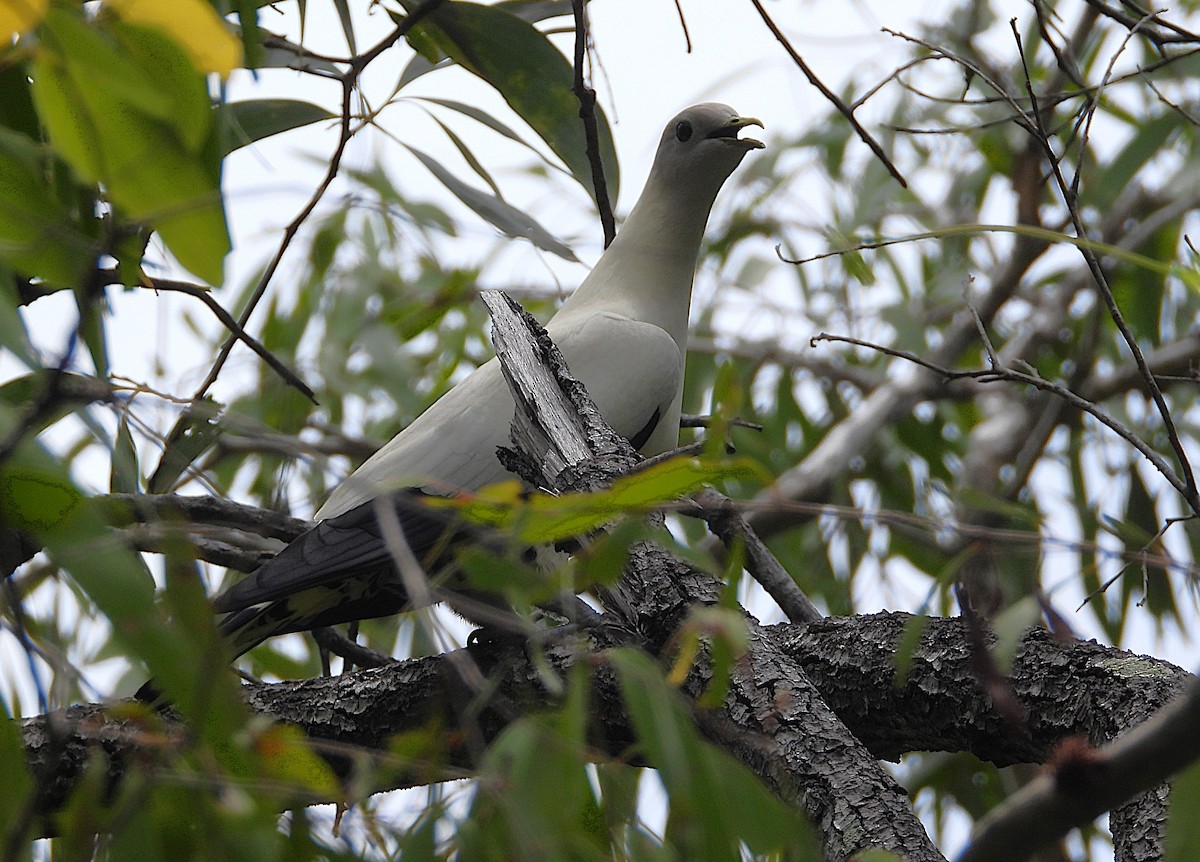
[21,614,1186,850]
[480,290,943,861]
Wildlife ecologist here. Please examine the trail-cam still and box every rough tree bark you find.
[16,291,1194,861]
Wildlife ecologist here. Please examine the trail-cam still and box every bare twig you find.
[1009,20,1199,514]
[811,331,1195,504]
[571,0,616,246]
[140,277,315,404]
[748,0,908,188]
[679,414,764,432]
[690,488,822,624]
[1080,0,1200,46]
[670,0,692,52]
[188,0,446,405]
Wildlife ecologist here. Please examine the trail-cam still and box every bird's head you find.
[648,103,764,192]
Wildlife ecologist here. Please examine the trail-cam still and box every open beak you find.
[707,116,765,149]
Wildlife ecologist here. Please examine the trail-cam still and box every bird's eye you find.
[675,120,693,142]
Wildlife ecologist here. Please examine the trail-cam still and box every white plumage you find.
[317,102,763,519]
[139,103,769,678]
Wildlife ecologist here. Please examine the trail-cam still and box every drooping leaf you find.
[609,649,814,859]
[416,96,572,171]
[400,0,619,206]
[31,9,230,283]
[1167,757,1200,862]
[148,398,223,493]
[330,0,357,54]
[218,99,336,156]
[110,415,140,494]
[405,143,578,260]
[0,701,35,848]
[0,127,97,288]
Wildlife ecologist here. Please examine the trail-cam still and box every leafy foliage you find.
[4,0,1200,860]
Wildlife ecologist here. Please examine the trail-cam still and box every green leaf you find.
[0,702,34,845]
[74,286,109,378]
[110,415,140,494]
[0,61,40,140]
[1167,758,1200,862]
[1093,112,1182,211]
[405,143,578,260]
[0,421,217,713]
[0,371,114,434]
[331,0,356,53]
[148,398,223,493]
[417,96,570,170]
[460,672,607,861]
[37,11,175,122]
[432,117,503,197]
[0,271,36,366]
[253,725,341,798]
[1110,221,1176,345]
[32,9,230,283]
[609,649,814,859]
[218,98,336,156]
[435,455,769,543]
[401,1,619,206]
[893,614,929,687]
[1119,468,1177,621]
[991,596,1041,674]
[0,127,97,288]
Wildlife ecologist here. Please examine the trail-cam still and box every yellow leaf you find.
[0,0,48,41]
[105,0,241,78]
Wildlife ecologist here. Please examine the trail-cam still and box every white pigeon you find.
[316,102,764,519]
[161,104,764,674]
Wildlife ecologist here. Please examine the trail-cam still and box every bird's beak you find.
[707,116,765,149]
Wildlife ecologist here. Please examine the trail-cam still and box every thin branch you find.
[1009,20,1200,514]
[689,488,822,624]
[670,0,692,52]
[960,674,1200,862]
[187,0,446,405]
[140,277,315,404]
[570,0,616,247]
[872,22,1199,516]
[102,493,311,543]
[748,0,908,188]
[776,222,1184,276]
[311,627,393,669]
[1080,0,1200,46]
[678,413,763,432]
[811,331,1195,504]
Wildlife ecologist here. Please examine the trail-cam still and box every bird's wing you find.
[212,493,493,656]
[315,359,517,519]
[550,310,684,456]
[318,311,683,519]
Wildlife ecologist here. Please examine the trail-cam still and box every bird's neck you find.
[561,173,725,348]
